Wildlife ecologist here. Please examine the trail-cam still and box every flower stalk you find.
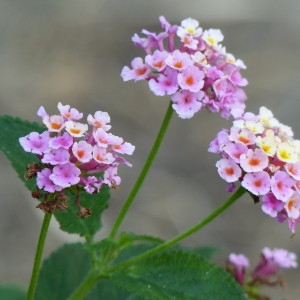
[26,213,52,300]
[109,101,174,239]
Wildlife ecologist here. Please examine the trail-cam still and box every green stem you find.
[26,213,52,300]
[110,186,246,271]
[68,269,100,300]
[109,102,174,239]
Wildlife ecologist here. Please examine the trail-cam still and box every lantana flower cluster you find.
[227,248,297,298]
[121,16,248,119]
[19,103,134,215]
[209,106,300,233]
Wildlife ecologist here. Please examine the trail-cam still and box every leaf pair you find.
[34,243,245,300]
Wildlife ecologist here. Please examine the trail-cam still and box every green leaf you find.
[88,243,164,300]
[0,285,26,300]
[118,232,164,249]
[35,243,91,300]
[88,238,120,266]
[53,185,109,238]
[115,243,158,265]
[35,242,245,300]
[110,248,246,300]
[87,279,136,300]
[186,245,220,260]
[0,115,44,191]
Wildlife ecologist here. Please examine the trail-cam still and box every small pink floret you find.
[262,247,298,269]
[49,162,81,188]
[121,57,151,82]
[270,170,295,202]
[165,50,193,70]
[41,148,70,165]
[261,193,285,217]
[240,149,268,173]
[216,158,241,183]
[285,163,300,180]
[87,111,111,131]
[19,131,50,155]
[171,90,203,119]
[229,253,249,268]
[177,65,204,93]
[49,132,73,150]
[223,142,248,163]
[92,145,115,165]
[145,50,168,71]
[37,168,63,193]
[72,141,93,163]
[241,171,271,196]
[57,102,83,120]
[284,192,300,220]
[148,67,178,96]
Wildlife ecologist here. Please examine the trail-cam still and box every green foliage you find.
[110,249,246,300]
[89,237,120,266]
[35,242,245,300]
[186,245,220,260]
[53,185,110,239]
[88,279,137,300]
[34,242,131,300]
[35,243,91,300]
[0,115,43,191]
[0,285,26,300]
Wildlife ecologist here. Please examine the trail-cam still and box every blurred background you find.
[1,0,300,298]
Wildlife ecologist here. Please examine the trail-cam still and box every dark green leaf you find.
[0,285,26,300]
[114,243,158,265]
[35,242,245,300]
[110,248,246,300]
[0,115,43,191]
[87,279,136,300]
[186,245,220,260]
[35,243,91,300]
[53,185,109,238]
[35,242,138,300]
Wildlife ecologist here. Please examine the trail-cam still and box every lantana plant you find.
[0,16,297,300]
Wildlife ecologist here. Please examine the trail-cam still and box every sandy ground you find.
[1,1,300,298]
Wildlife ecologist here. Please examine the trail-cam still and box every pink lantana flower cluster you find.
[227,248,297,298]
[19,103,135,215]
[121,16,248,119]
[209,106,300,233]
